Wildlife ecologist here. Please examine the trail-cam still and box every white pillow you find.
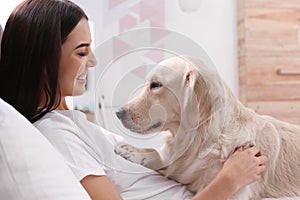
[0,98,91,200]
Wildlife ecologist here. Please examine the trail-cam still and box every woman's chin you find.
[71,88,86,96]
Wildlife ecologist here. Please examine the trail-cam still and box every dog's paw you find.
[115,142,164,170]
[114,142,151,166]
[114,142,136,160]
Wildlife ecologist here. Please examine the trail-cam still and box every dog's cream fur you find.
[115,56,300,199]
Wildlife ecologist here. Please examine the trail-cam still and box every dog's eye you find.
[150,81,163,90]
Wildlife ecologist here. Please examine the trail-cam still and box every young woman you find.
[0,0,267,199]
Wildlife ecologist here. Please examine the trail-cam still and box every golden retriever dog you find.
[114,56,300,199]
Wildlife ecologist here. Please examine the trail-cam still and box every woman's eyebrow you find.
[75,43,90,49]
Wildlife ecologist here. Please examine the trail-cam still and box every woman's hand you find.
[221,146,267,193]
[192,146,267,200]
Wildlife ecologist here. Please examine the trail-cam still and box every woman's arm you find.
[192,146,267,200]
[80,175,123,200]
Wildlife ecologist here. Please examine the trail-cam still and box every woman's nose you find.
[87,51,97,68]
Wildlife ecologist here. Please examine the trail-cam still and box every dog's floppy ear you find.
[184,68,198,90]
[181,68,201,128]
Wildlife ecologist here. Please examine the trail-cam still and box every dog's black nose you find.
[116,108,127,119]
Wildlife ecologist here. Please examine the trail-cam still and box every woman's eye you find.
[78,52,88,57]
[150,81,163,90]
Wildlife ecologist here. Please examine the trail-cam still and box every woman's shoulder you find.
[34,109,124,146]
[33,110,85,137]
[34,110,73,127]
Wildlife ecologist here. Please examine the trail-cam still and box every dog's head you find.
[116,56,226,139]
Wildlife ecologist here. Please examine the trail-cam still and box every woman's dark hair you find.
[0,0,88,122]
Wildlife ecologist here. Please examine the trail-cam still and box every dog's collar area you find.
[196,107,226,160]
[198,143,221,159]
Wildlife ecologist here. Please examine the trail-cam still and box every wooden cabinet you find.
[238,0,300,124]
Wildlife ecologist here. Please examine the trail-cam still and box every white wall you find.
[73,0,239,97]
[74,0,238,95]
[165,0,238,96]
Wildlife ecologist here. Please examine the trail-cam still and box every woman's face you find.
[59,18,97,97]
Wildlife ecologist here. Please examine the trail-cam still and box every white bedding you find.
[0,98,91,200]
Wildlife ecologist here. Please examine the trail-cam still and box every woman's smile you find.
[77,74,87,84]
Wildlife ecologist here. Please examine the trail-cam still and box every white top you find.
[34,110,194,200]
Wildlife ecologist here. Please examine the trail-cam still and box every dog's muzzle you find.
[116,108,128,120]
